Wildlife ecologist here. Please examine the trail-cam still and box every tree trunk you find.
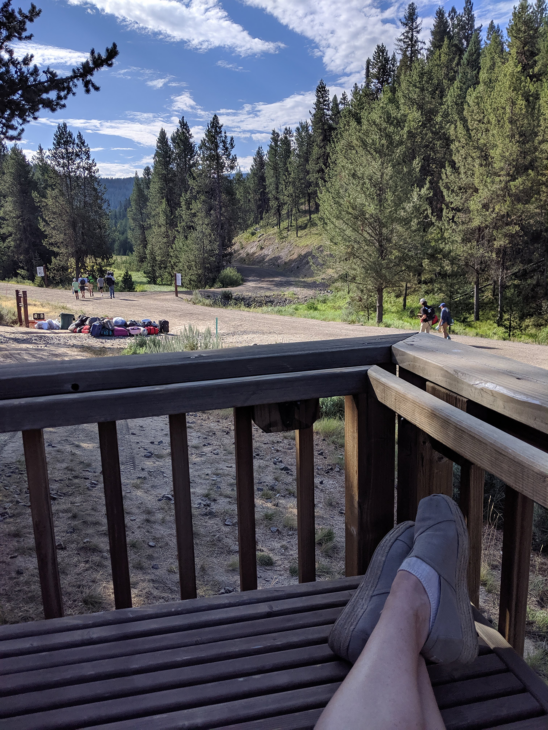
[497,251,506,326]
[307,194,311,222]
[376,286,384,324]
[473,271,480,322]
[403,282,408,310]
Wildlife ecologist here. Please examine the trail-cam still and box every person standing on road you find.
[78,275,87,299]
[438,303,452,340]
[87,274,95,298]
[418,298,434,333]
[105,271,115,299]
[72,278,80,300]
[97,275,104,298]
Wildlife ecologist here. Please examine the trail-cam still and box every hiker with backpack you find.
[105,272,115,299]
[437,303,453,340]
[71,279,79,300]
[78,276,87,298]
[418,299,437,333]
[97,275,104,297]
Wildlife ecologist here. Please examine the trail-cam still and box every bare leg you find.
[316,571,442,730]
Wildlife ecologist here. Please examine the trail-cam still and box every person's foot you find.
[329,521,415,663]
[399,495,477,665]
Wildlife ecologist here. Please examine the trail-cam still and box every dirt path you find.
[1,281,546,368]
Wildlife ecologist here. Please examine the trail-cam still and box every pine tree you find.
[266,129,283,228]
[40,123,110,279]
[460,0,479,50]
[508,0,545,79]
[294,120,313,220]
[331,95,341,128]
[146,128,176,282]
[429,7,450,56]
[171,116,196,201]
[368,44,396,97]
[248,146,268,223]
[128,172,149,264]
[0,145,45,279]
[319,91,428,323]
[309,80,333,210]
[396,2,425,74]
[120,268,135,291]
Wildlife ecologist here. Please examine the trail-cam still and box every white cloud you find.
[112,147,135,150]
[171,91,200,112]
[217,60,247,72]
[90,147,105,151]
[33,114,179,146]
[146,77,171,88]
[21,149,37,161]
[240,0,401,76]
[9,42,88,66]
[97,156,153,177]
[66,0,284,56]
[237,155,254,172]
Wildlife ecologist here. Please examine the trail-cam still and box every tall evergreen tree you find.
[128,172,149,264]
[294,120,313,220]
[508,0,545,79]
[266,129,283,228]
[368,44,397,97]
[146,128,176,282]
[309,80,333,210]
[248,146,268,223]
[396,2,425,74]
[429,7,451,56]
[0,145,45,279]
[171,116,196,201]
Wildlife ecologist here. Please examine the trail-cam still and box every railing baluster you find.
[499,487,534,655]
[169,413,196,600]
[22,429,63,619]
[345,379,396,577]
[396,368,425,522]
[234,407,257,591]
[296,426,315,583]
[98,421,132,609]
[460,462,484,607]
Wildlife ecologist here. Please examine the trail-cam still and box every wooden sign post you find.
[175,273,181,297]
[14,290,29,327]
[22,291,29,328]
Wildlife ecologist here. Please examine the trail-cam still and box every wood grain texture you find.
[369,366,548,508]
[234,407,257,591]
[345,386,396,576]
[252,399,319,433]
[499,487,534,656]
[0,333,411,401]
[426,381,484,607]
[296,426,315,583]
[97,421,132,610]
[169,414,196,600]
[0,366,373,434]
[393,335,548,435]
[396,368,425,523]
[21,429,63,620]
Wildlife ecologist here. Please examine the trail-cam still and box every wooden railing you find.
[1,333,547,657]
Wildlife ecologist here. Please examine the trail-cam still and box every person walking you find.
[97,275,104,298]
[87,274,95,298]
[438,302,452,340]
[71,278,80,300]
[418,298,434,333]
[105,271,115,299]
[78,275,87,299]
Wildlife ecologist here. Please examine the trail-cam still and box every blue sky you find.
[13,0,516,177]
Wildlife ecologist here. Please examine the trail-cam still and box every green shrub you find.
[257,552,274,566]
[216,267,243,288]
[0,305,18,326]
[124,325,222,355]
[120,269,136,292]
[289,562,298,576]
[314,418,345,447]
[320,396,345,420]
[316,527,335,546]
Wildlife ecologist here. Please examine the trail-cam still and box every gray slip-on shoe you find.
[409,494,477,665]
[328,521,415,663]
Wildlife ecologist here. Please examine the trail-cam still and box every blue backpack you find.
[90,322,102,337]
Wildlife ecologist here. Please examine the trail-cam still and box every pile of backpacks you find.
[68,315,169,337]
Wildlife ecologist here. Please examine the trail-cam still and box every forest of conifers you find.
[1,0,548,330]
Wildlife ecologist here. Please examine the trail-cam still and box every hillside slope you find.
[233,214,326,279]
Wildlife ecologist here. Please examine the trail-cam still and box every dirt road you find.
[1,281,547,368]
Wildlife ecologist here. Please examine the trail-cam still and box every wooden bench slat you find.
[296,426,315,583]
[1,663,349,730]
[0,577,362,642]
[234,406,257,591]
[216,708,323,730]
[0,625,332,696]
[442,693,543,730]
[84,682,343,730]
[434,672,524,710]
[0,606,344,676]
[489,718,548,730]
[0,589,355,660]
[0,645,337,718]
[428,653,506,685]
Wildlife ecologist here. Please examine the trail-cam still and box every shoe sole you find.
[329,520,414,661]
[440,494,477,664]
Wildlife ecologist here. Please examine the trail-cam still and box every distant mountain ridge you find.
[100,177,135,210]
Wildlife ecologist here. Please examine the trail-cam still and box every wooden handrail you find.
[369,366,548,509]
